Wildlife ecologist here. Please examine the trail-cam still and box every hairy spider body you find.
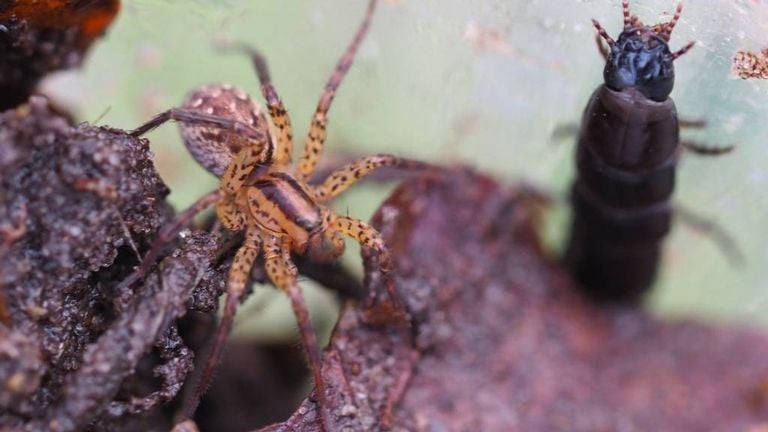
[129,0,419,428]
[180,84,269,177]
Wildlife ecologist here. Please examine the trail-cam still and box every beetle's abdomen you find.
[565,84,680,301]
[180,84,270,177]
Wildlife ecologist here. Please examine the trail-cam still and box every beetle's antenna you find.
[661,2,683,41]
[592,19,615,47]
[671,40,695,60]
[622,0,632,28]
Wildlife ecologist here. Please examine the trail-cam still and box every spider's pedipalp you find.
[297,0,378,181]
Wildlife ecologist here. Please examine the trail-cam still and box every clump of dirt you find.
[0,97,220,431]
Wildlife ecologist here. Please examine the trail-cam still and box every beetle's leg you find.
[129,108,265,142]
[312,154,427,202]
[681,141,735,156]
[183,223,262,419]
[296,0,378,181]
[262,234,332,430]
[219,42,295,165]
[675,205,744,267]
[679,118,707,129]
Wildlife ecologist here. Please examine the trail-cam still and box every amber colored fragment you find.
[0,0,119,42]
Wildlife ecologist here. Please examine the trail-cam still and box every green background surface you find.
[41,0,768,338]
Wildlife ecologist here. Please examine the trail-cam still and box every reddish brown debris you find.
[733,48,768,79]
[0,0,119,110]
[263,168,768,431]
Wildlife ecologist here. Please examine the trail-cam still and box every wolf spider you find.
[127,0,420,427]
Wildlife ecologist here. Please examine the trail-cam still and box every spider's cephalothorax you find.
[129,0,421,428]
[593,0,695,101]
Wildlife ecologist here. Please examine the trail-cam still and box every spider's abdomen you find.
[180,83,270,176]
[247,172,323,248]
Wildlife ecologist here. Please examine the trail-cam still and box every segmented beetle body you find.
[565,1,698,301]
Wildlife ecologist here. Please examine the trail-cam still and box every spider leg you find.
[182,223,262,419]
[329,214,407,321]
[296,0,378,181]
[312,154,427,202]
[215,194,245,231]
[262,234,332,431]
[129,108,265,143]
[219,42,295,166]
[218,144,274,196]
[113,190,220,299]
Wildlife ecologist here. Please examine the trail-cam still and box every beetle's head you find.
[593,1,694,102]
[604,27,674,102]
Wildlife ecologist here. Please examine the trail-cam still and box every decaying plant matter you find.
[733,48,768,79]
